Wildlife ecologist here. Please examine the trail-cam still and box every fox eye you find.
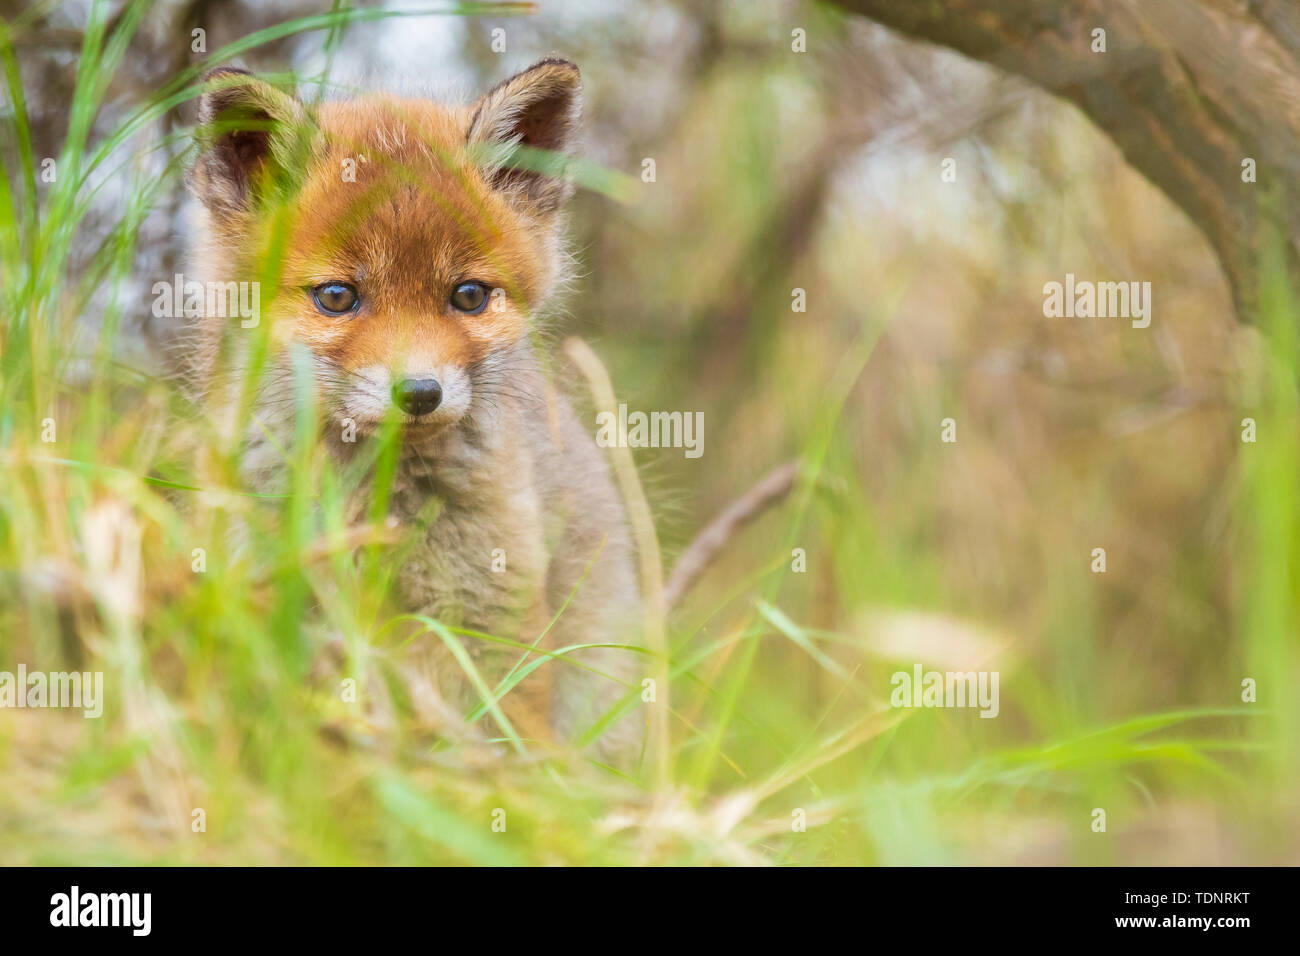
[449,281,490,315]
[311,281,359,315]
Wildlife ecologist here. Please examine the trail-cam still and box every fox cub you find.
[188,60,642,760]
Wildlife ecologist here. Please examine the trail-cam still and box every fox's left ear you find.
[467,58,582,214]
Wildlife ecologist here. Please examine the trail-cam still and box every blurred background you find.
[0,0,1296,865]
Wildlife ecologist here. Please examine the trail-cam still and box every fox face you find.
[191,60,581,442]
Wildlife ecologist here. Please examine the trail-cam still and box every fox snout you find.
[392,377,442,417]
[333,362,474,437]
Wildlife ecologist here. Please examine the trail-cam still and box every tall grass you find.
[0,0,1296,865]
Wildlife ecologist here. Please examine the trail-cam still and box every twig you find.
[663,460,801,610]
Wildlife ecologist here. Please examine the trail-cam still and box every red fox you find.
[187,60,643,760]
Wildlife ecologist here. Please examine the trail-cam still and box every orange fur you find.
[255,97,545,376]
[189,62,645,762]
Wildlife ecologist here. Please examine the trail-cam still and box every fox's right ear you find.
[192,68,310,217]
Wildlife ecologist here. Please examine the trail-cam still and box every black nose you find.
[392,377,442,416]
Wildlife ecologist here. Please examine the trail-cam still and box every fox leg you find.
[496,594,556,748]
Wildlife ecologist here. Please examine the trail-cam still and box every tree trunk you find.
[827,0,1300,321]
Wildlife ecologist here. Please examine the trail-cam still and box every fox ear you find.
[193,68,308,217]
[467,58,582,214]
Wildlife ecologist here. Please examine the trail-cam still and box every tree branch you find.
[663,461,801,610]
[827,0,1300,320]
